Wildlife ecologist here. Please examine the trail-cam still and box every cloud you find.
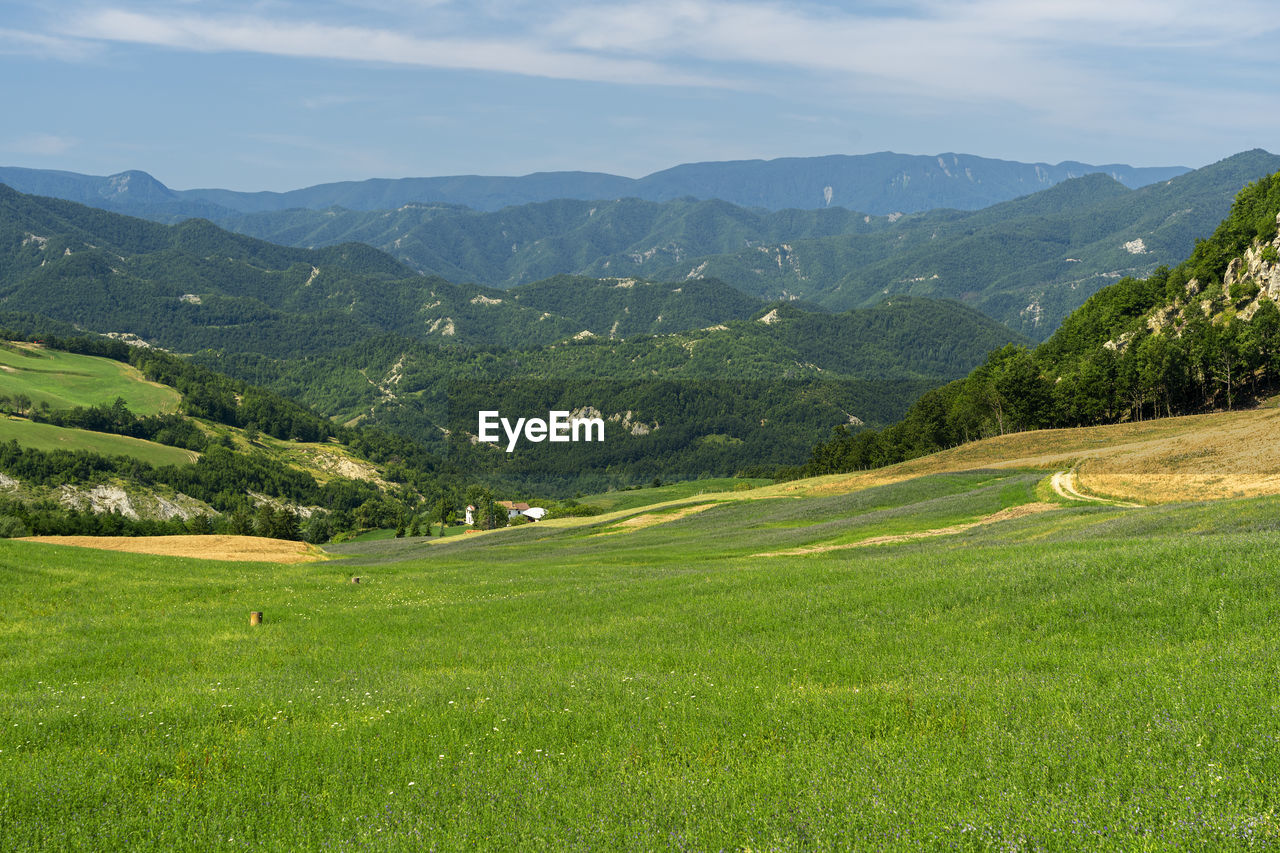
[66,8,731,88]
[0,26,99,61]
[7,133,79,156]
[43,0,1280,149]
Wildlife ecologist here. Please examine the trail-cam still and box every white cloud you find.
[38,0,1280,157]
[66,8,731,88]
[0,26,99,61]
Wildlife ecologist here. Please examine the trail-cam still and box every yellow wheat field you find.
[18,534,328,563]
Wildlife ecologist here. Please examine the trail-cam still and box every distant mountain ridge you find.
[217,150,1280,338]
[0,151,1189,218]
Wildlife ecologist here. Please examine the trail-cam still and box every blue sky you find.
[2,0,1278,191]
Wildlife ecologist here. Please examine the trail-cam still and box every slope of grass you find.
[0,342,180,414]
[788,405,1280,504]
[4,479,1280,849]
[578,477,770,513]
[0,416,198,466]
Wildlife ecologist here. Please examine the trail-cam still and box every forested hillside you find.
[199,297,1026,492]
[0,330,464,540]
[222,197,891,287]
[0,186,1028,492]
[635,151,1280,338]
[209,151,1279,339]
[802,171,1280,477]
[0,185,757,351]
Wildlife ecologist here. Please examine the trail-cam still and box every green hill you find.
[0,336,464,540]
[0,341,180,414]
[0,185,767,352]
[802,167,1280,478]
[0,416,197,467]
[0,188,1030,491]
[199,296,1026,492]
[639,150,1280,338]
[222,197,890,287]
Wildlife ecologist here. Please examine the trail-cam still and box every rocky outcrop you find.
[57,483,210,521]
[1143,212,1280,334]
[1223,216,1280,314]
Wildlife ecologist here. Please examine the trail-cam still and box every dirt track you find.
[18,534,327,563]
[1049,471,1141,506]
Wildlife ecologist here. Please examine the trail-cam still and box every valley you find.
[3,147,1280,850]
[8,0,1280,844]
[7,405,1280,847]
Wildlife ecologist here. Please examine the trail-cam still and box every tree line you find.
[798,173,1280,478]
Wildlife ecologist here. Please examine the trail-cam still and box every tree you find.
[435,497,454,528]
[185,513,213,535]
[227,507,255,536]
[990,345,1050,431]
[303,513,332,544]
[1209,321,1245,410]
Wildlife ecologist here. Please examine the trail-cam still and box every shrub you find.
[0,515,30,538]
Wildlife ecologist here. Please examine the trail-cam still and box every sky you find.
[2,0,1278,192]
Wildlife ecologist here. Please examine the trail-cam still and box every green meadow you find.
[0,417,198,467]
[0,344,181,415]
[3,470,1280,849]
[579,477,773,513]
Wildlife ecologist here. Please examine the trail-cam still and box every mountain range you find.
[219,150,1280,339]
[4,147,1277,490]
[0,151,1187,220]
[0,183,1027,488]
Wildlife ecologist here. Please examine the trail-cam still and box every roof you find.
[497,500,530,511]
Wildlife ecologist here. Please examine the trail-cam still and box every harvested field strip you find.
[596,503,714,534]
[752,502,1059,556]
[18,534,328,564]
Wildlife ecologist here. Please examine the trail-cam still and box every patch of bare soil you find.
[752,502,1058,557]
[18,534,327,563]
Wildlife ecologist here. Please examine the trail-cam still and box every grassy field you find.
[0,343,181,415]
[788,406,1280,505]
[5,468,1280,849]
[0,416,198,466]
[578,477,772,513]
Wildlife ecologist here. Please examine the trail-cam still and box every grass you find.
[578,477,771,513]
[5,467,1280,849]
[790,405,1280,505]
[0,343,180,415]
[338,524,468,544]
[0,416,198,467]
